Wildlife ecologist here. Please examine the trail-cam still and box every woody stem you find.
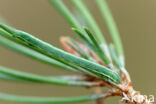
[94,87,105,104]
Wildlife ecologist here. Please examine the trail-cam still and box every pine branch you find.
[0,0,152,104]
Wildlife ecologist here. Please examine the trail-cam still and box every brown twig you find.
[94,87,105,104]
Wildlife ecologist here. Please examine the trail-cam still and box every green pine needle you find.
[66,41,89,59]
[49,0,82,30]
[71,0,106,44]
[95,0,125,66]
[72,28,98,54]
[69,37,91,59]
[83,27,111,66]
[0,66,98,87]
[109,44,121,69]
[0,93,106,104]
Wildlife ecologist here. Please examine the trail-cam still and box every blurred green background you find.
[0,0,155,104]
